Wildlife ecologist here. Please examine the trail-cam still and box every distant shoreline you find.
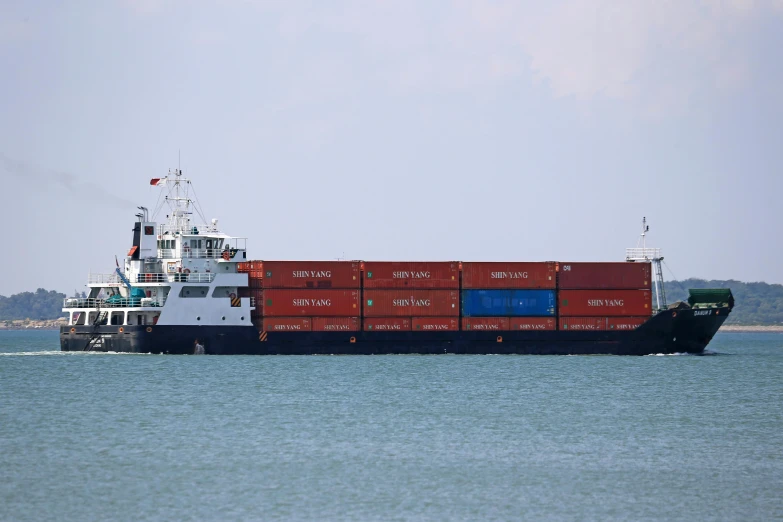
[719,325,783,333]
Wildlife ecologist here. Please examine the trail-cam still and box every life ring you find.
[672,311,677,318]
[70,328,76,333]
[146,327,152,333]
[222,250,230,261]
[119,327,124,333]
[229,292,237,299]
[183,268,191,274]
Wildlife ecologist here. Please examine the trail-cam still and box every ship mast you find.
[626,217,666,311]
[165,168,192,233]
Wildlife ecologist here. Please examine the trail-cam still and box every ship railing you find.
[158,224,222,236]
[156,248,244,259]
[180,248,230,259]
[179,248,246,260]
[87,273,123,284]
[169,273,215,283]
[63,297,167,309]
[136,273,168,283]
[625,248,661,261]
[135,272,216,283]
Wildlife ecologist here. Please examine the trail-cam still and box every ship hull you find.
[60,307,728,355]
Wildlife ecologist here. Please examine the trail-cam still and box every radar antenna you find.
[626,217,666,311]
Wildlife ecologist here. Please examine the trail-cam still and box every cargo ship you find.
[60,171,733,355]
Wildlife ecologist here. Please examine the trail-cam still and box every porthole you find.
[197,316,201,321]
[241,316,245,321]
[222,316,226,321]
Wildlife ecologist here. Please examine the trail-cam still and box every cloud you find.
[261,0,780,115]
[120,0,166,16]
[118,0,781,114]
[463,0,782,106]
[0,153,136,208]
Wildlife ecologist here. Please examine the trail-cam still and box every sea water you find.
[1,330,781,521]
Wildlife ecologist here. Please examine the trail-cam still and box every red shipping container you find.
[312,317,360,332]
[363,290,459,317]
[607,316,649,331]
[364,317,411,331]
[558,290,652,316]
[248,276,263,289]
[259,261,360,289]
[509,317,557,331]
[557,262,651,290]
[412,317,459,331]
[559,317,607,331]
[263,289,360,317]
[462,262,556,289]
[243,261,264,279]
[461,317,510,331]
[262,317,312,332]
[363,261,459,289]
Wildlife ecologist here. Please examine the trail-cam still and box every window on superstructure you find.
[179,286,209,298]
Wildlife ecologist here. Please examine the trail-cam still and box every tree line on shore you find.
[1,280,782,325]
[0,289,67,321]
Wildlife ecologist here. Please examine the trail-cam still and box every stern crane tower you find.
[626,217,666,311]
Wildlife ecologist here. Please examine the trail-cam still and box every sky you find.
[1,0,781,296]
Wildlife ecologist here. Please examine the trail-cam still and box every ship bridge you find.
[62,169,253,332]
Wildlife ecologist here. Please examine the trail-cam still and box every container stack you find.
[461,262,557,331]
[245,261,361,332]
[362,262,460,331]
[237,261,264,327]
[557,262,652,331]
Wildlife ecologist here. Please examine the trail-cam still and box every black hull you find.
[60,308,728,355]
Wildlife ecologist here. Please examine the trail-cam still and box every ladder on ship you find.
[83,307,108,352]
[654,259,666,309]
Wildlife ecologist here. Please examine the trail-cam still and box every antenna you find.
[636,216,651,250]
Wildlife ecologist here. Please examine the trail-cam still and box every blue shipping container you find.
[461,290,556,317]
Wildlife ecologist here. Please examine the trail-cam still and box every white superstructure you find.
[62,169,253,328]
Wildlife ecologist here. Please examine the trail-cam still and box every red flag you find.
[150,178,162,186]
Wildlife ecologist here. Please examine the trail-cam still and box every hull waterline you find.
[60,307,728,356]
